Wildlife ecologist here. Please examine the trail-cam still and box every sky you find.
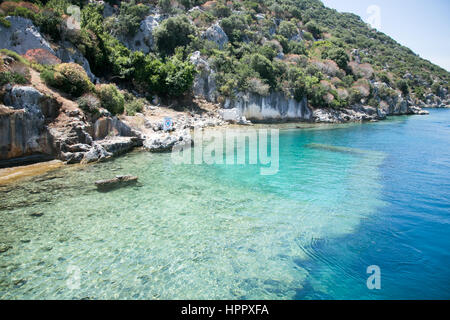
[321,0,450,71]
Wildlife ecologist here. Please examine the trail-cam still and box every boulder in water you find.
[95,175,138,192]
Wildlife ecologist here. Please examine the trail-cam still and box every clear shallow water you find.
[0,109,449,299]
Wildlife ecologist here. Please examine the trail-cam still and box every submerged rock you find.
[0,244,12,253]
[29,212,44,217]
[95,175,138,192]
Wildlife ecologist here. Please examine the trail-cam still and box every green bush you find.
[158,0,172,14]
[278,21,298,39]
[220,14,247,43]
[323,47,349,70]
[396,79,409,95]
[247,53,274,87]
[289,41,306,55]
[9,7,36,21]
[161,53,197,97]
[114,0,149,37]
[44,0,71,15]
[42,63,94,97]
[96,84,125,115]
[305,21,321,39]
[213,4,231,18]
[302,31,314,41]
[124,95,145,116]
[77,93,101,115]
[35,9,62,41]
[154,15,196,56]
[0,71,28,86]
[349,88,363,105]
[0,16,11,28]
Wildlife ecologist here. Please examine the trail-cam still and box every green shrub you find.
[305,21,321,39]
[35,9,62,41]
[289,41,306,55]
[378,72,391,86]
[349,88,363,105]
[9,7,36,21]
[247,53,274,87]
[213,4,231,18]
[42,63,94,97]
[154,15,196,56]
[161,54,197,97]
[322,47,349,70]
[77,93,101,115]
[124,97,145,116]
[0,71,28,86]
[114,0,149,37]
[396,79,409,95]
[278,21,298,39]
[158,0,172,14]
[132,49,196,97]
[44,0,71,15]
[302,31,314,41]
[96,84,125,115]
[220,14,247,43]
[0,16,11,28]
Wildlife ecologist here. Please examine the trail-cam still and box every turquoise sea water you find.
[0,109,449,299]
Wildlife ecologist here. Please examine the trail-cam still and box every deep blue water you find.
[290,109,450,299]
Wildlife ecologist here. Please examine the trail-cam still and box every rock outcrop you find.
[0,16,55,55]
[0,84,143,166]
[56,41,97,82]
[143,130,192,152]
[188,51,430,123]
[0,86,59,161]
[311,101,428,123]
[190,51,218,102]
[202,23,228,49]
[224,92,313,122]
[119,14,165,54]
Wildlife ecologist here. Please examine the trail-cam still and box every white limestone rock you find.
[0,16,55,55]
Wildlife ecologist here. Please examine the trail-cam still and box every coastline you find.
[0,110,432,185]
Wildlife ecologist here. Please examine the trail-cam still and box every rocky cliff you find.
[0,83,143,166]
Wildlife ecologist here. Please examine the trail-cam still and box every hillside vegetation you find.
[0,0,449,111]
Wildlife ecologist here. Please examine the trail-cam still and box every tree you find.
[278,21,298,39]
[154,15,196,56]
[114,0,149,37]
[305,21,321,39]
[324,47,349,70]
[248,53,275,87]
[396,79,409,95]
[158,0,172,14]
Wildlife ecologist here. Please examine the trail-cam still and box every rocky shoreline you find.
[1,15,448,169]
[0,84,435,171]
